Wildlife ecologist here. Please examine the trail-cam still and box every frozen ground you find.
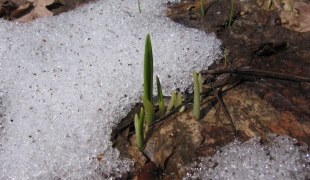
[0,0,309,179]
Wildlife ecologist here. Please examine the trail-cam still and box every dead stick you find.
[214,89,238,136]
[208,79,238,136]
[201,68,310,82]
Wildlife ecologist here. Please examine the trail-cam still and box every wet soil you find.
[112,0,310,179]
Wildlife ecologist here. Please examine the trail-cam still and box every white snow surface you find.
[184,134,310,180]
[0,0,222,179]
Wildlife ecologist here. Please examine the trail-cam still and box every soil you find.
[112,0,310,179]
[1,0,309,179]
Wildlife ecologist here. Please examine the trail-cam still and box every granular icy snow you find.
[184,134,310,180]
[0,0,222,179]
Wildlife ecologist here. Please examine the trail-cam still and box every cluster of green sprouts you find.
[134,34,203,149]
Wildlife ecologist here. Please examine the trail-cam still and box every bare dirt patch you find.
[112,0,310,179]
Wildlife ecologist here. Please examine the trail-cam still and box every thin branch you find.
[214,89,238,136]
[201,68,310,82]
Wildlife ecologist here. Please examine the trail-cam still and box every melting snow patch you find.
[0,0,222,179]
[184,134,310,180]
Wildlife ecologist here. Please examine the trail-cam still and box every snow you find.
[184,134,310,180]
[0,0,309,179]
[0,0,221,178]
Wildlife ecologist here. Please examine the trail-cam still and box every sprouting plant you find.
[267,0,272,9]
[175,91,182,108]
[200,0,205,17]
[227,0,235,28]
[166,90,176,112]
[138,0,142,13]
[166,90,185,112]
[176,91,185,112]
[142,95,154,132]
[142,33,155,132]
[135,33,188,149]
[134,108,144,149]
[134,34,155,149]
[290,0,294,11]
[156,76,165,117]
[224,48,229,66]
[144,34,153,105]
[193,71,202,119]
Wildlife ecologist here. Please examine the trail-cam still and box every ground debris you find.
[112,66,310,178]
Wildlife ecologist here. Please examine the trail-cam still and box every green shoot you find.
[179,105,185,112]
[134,108,144,149]
[175,92,182,107]
[142,95,154,132]
[224,48,229,66]
[176,92,185,112]
[200,0,205,17]
[198,73,202,95]
[166,90,185,112]
[139,107,144,128]
[290,0,294,11]
[193,71,201,119]
[144,33,153,105]
[227,0,235,28]
[156,76,165,117]
[134,33,154,149]
[267,0,272,9]
[167,90,176,112]
[138,0,142,13]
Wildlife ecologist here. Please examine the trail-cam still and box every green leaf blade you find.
[200,0,205,17]
[144,33,153,105]
[142,95,154,132]
[167,90,176,112]
[134,114,144,149]
[193,71,200,119]
[138,0,142,13]
[156,76,165,116]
